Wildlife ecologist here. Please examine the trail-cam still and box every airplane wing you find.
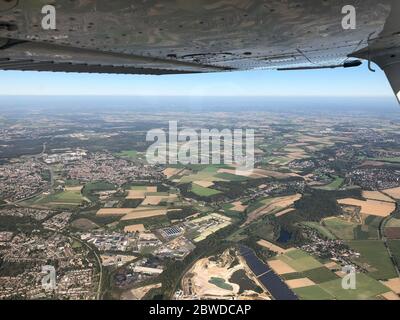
[0,0,399,99]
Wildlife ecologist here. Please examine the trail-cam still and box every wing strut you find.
[352,47,400,103]
[381,61,400,103]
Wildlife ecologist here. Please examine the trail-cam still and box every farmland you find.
[318,274,388,300]
[5,103,400,300]
[179,165,232,183]
[345,240,398,280]
[338,198,395,217]
[316,176,344,190]
[114,150,140,160]
[269,249,391,300]
[191,184,221,197]
[21,189,85,209]
[302,222,336,240]
[382,187,400,200]
[244,194,302,225]
[323,217,358,240]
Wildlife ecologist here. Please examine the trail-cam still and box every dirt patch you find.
[193,180,214,188]
[216,167,297,179]
[324,261,340,270]
[382,187,400,200]
[121,283,162,300]
[70,218,99,231]
[251,169,300,179]
[338,198,395,217]
[126,186,157,199]
[244,194,301,225]
[163,168,181,178]
[218,168,251,176]
[380,291,400,300]
[120,208,168,220]
[382,278,400,294]
[65,186,83,192]
[268,260,296,275]
[96,208,133,216]
[359,160,387,167]
[275,208,295,217]
[124,224,146,233]
[362,191,394,203]
[126,190,146,199]
[141,194,177,205]
[257,240,287,254]
[231,201,247,212]
[183,256,240,297]
[286,278,316,289]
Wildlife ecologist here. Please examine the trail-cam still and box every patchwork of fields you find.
[268,249,393,300]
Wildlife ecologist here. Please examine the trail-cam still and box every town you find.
[0,107,400,300]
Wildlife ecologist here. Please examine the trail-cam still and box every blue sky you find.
[0,62,393,97]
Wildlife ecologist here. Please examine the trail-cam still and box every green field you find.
[130,185,148,190]
[23,190,84,209]
[115,150,139,159]
[293,271,389,300]
[367,157,400,164]
[208,277,233,291]
[53,190,83,202]
[302,267,340,284]
[253,222,276,241]
[71,240,82,249]
[323,217,357,240]
[346,240,398,280]
[353,216,382,240]
[285,249,311,260]
[316,176,344,190]
[274,249,391,300]
[246,196,280,212]
[387,240,400,267]
[222,203,244,218]
[365,215,383,229]
[246,197,270,213]
[214,172,248,181]
[293,285,334,300]
[64,179,81,187]
[82,181,116,201]
[267,156,292,165]
[83,181,116,193]
[319,273,388,300]
[302,222,336,240]
[179,165,233,183]
[281,266,339,284]
[280,272,303,280]
[191,184,221,197]
[386,217,400,228]
[270,248,391,300]
[278,249,323,272]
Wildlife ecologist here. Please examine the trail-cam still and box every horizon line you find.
[0,94,394,98]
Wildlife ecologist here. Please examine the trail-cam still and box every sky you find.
[0,62,394,98]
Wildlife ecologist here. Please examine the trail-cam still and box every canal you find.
[239,245,298,300]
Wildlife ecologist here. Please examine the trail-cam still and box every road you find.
[69,233,103,300]
[378,204,400,277]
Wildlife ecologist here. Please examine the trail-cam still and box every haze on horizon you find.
[0,63,394,98]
